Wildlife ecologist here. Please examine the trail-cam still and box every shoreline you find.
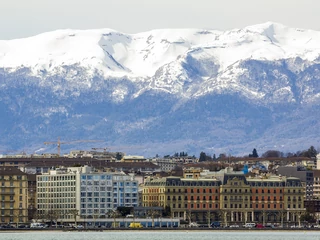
[1,228,319,232]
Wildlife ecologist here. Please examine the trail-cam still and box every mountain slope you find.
[0,22,320,156]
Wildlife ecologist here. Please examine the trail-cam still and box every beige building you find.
[0,167,28,225]
[121,155,146,163]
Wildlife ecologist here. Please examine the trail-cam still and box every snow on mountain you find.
[1,22,319,80]
[0,22,320,156]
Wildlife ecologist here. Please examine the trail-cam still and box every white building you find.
[79,170,138,219]
[152,158,178,172]
[36,166,138,223]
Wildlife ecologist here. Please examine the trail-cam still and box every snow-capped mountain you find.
[0,22,320,156]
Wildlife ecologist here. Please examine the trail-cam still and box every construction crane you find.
[44,137,103,156]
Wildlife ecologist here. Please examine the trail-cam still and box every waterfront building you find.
[0,167,28,225]
[36,167,78,222]
[143,176,221,221]
[79,170,138,220]
[142,168,306,226]
[36,166,139,224]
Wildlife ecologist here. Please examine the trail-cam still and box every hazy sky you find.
[1,0,319,40]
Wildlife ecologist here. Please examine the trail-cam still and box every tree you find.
[249,148,259,158]
[116,152,122,160]
[199,152,206,162]
[205,210,215,226]
[307,146,317,158]
[218,153,227,159]
[69,209,79,226]
[261,150,282,158]
[107,209,120,228]
[147,209,159,228]
[186,209,194,224]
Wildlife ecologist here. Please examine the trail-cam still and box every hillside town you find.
[0,147,319,229]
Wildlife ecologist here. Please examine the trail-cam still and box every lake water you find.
[1,231,320,240]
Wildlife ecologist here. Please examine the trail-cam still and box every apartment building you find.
[37,168,78,222]
[142,169,305,225]
[36,166,139,223]
[277,166,314,200]
[79,171,138,219]
[143,176,221,221]
[0,167,28,225]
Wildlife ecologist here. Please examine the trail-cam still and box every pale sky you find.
[0,0,319,40]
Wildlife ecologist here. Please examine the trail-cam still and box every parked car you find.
[264,224,275,229]
[210,221,221,228]
[256,224,265,229]
[30,223,46,228]
[74,225,84,229]
[244,223,256,228]
[229,224,240,228]
[189,222,199,227]
[129,222,143,228]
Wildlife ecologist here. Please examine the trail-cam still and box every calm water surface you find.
[1,231,320,240]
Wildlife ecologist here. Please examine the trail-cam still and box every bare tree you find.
[205,210,215,227]
[147,209,159,228]
[186,209,194,225]
[69,209,79,227]
[107,209,120,228]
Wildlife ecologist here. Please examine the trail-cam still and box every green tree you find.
[213,154,216,161]
[307,146,317,158]
[116,152,122,160]
[249,148,259,158]
[199,152,206,162]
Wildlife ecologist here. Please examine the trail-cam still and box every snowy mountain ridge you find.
[0,22,320,156]
[1,22,320,77]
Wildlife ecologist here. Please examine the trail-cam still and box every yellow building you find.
[0,167,28,225]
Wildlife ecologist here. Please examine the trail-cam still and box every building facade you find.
[143,169,306,226]
[36,166,139,224]
[0,167,28,225]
